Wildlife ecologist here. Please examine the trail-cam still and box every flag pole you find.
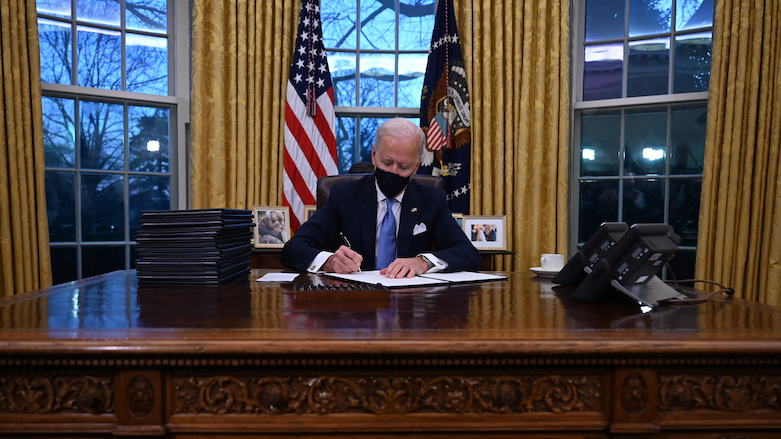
[441,0,450,175]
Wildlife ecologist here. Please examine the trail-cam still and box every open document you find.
[323,270,506,288]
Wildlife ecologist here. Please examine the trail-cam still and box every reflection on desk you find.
[2,269,780,335]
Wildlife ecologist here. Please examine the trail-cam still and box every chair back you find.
[316,173,443,209]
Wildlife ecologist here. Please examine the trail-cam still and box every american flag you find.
[284,0,338,232]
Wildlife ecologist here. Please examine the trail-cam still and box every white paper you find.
[323,270,449,288]
[420,272,507,282]
[255,272,300,282]
[323,270,505,288]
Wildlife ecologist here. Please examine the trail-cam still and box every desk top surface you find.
[1,269,780,355]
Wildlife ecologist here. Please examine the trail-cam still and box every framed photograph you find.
[253,206,290,248]
[451,213,463,229]
[303,205,317,222]
[462,215,507,250]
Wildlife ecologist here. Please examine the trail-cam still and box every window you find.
[573,0,713,280]
[37,0,187,284]
[321,0,435,173]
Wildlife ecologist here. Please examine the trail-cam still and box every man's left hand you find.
[379,256,429,278]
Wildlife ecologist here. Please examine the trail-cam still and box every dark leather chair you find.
[316,173,444,209]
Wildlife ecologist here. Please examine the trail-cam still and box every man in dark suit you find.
[280,118,480,278]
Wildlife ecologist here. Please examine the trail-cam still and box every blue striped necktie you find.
[376,198,396,269]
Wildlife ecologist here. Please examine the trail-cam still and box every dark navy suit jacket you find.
[280,175,480,272]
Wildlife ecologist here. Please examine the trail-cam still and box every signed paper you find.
[323,270,506,288]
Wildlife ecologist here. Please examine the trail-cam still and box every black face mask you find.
[375,167,411,199]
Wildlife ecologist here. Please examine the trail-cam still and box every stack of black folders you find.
[135,209,255,284]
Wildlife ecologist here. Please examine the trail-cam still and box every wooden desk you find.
[250,247,285,268]
[1,270,780,438]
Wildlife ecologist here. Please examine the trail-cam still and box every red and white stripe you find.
[427,119,446,151]
[283,84,337,232]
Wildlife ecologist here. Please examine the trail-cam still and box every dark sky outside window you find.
[38,0,172,283]
[321,0,434,172]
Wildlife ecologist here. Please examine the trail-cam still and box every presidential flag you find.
[419,0,472,215]
[284,0,338,232]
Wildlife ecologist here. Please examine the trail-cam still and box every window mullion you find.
[617,109,626,223]
[622,0,629,99]
[665,107,672,227]
[394,0,400,107]
[329,0,435,171]
[355,0,361,108]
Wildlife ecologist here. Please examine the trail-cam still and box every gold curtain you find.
[0,0,52,297]
[459,0,570,272]
[697,0,781,306]
[190,0,299,209]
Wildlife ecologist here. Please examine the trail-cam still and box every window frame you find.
[38,0,190,282]
[569,0,713,278]
[325,0,434,172]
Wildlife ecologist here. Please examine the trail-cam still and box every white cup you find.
[540,253,565,271]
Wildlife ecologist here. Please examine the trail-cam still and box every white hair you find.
[375,118,426,158]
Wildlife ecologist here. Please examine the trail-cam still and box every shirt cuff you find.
[308,251,334,272]
[420,253,447,273]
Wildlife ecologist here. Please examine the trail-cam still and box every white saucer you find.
[530,267,560,278]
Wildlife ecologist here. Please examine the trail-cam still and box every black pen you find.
[339,232,360,272]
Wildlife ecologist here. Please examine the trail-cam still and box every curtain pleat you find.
[0,0,52,297]
[460,0,570,272]
[191,0,297,209]
[698,0,781,306]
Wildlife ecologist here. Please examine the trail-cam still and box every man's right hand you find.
[323,245,363,273]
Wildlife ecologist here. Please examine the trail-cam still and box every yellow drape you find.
[0,0,52,297]
[460,0,570,272]
[697,0,781,306]
[190,0,298,209]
